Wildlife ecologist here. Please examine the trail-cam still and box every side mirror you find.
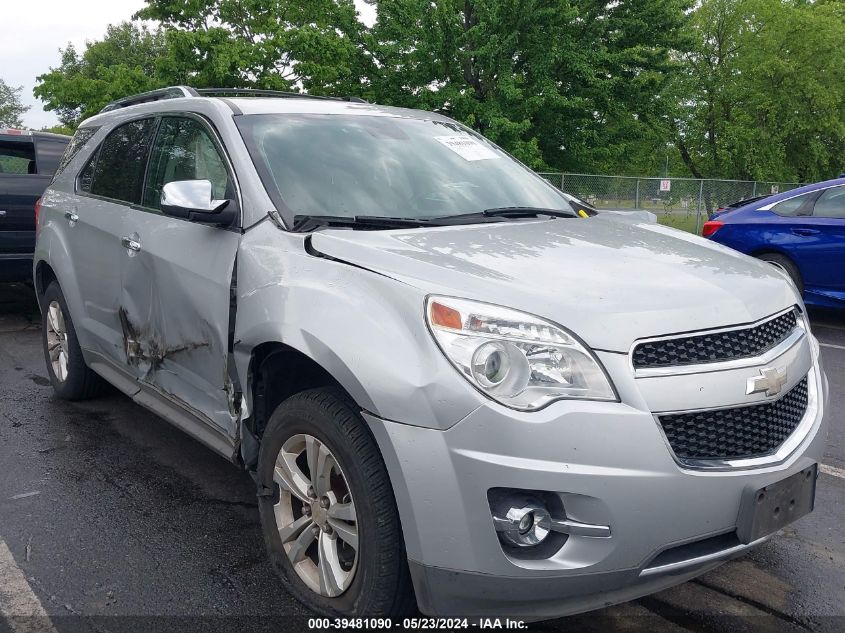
[160,180,236,226]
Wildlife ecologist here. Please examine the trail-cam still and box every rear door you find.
[66,118,157,363]
[755,190,821,267]
[119,114,241,440]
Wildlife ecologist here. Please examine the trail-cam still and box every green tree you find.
[0,79,28,128]
[137,0,371,95]
[34,23,170,128]
[672,0,845,182]
[365,0,690,170]
[33,1,691,172]
[138,0,691,170]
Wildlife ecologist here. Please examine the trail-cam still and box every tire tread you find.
[259,387,415,617]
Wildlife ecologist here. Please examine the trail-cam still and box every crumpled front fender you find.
[233,224,484,430]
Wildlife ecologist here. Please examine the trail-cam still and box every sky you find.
[1,0,377,130]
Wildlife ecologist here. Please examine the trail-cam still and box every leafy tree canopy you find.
[30,0,845,180]
[34,23,169,128]
[671,0,845,182]
[0,79,29,128]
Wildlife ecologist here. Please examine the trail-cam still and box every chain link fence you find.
[538,173,804,234]
[0,155,34,174]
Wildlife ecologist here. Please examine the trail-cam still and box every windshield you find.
[236,114,574,225]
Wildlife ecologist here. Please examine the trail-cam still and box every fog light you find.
[493,497,551,547]
[518,512,533,534]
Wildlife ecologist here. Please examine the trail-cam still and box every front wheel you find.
[257,388,415,617]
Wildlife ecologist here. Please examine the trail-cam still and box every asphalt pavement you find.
[0,282,843,633]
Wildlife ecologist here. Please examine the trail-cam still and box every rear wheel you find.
[41,282,107,400]
[257,388,415,617]
[757,253,804,295]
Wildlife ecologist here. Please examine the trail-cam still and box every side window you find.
[90,118,157,204]
[812,187,845,219]
[770,192,815,217]
[54,127,99,177]
[78,148,98,193]
[0,140,36,175]
[143,117,232,211]
[35,139,68,175]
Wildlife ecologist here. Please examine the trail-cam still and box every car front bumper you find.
[363,363,828,618]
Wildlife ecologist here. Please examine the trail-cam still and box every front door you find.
[118,115,241,439]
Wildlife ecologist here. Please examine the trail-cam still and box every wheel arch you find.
[32,215,86,330]
[749,248,805,296]
[749,248,802,277]
[34,260,58,305]
[749,246,794,260]
[240,341,366,471]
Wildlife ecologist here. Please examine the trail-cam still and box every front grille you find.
[658,377,808,462]
[633,309,798,369]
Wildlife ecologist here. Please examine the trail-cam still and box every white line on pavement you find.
[819,342,845,351]
[0,539,57,633]
[820,463,845,480]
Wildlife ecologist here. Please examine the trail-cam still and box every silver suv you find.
[34,86,828,620]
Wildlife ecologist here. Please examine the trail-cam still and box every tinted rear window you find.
[90,119,157,204]
[0,140,36,175]
[771,192,815,217]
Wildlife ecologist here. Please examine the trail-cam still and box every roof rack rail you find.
[100,86,199,113]
[195,88,367,103]
[99,86,369,113]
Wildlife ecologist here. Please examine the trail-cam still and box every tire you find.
[756,253,804,295]
[41,282,107,400]
[257,388,415,617]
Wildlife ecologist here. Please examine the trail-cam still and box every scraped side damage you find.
[116,228,241,440]
[118,306,211,378]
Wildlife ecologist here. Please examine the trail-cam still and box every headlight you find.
[425,296,617,410]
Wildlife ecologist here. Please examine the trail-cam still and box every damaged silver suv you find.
[34,86,828,619]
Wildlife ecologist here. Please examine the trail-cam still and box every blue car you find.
[704,178,845,308]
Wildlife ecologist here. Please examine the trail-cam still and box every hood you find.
[309,216,799,352]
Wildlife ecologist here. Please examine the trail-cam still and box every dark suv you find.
[0,129,69,282]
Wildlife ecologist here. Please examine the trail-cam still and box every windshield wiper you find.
[432,207,577,223]
[292,214,446,232]
[292,207,576,232]
[482,206,576,218]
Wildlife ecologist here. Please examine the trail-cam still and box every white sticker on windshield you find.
[434,135,499,161]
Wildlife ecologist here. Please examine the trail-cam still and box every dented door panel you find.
[118,210,240,439]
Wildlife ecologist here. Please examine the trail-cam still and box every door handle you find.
[791,228,819,236]
[120,236,142,252]
[64,211,78,223]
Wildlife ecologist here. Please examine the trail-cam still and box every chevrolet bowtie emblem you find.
[746,367,788,396]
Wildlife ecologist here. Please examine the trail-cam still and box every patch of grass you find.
[657,213,701,234]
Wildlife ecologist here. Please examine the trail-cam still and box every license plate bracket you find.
[736,464,817,544]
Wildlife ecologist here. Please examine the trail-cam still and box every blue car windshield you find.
[236,114,573,223]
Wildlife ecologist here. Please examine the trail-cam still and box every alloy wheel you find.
[273,433,359,597]
[46,300,69,383]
